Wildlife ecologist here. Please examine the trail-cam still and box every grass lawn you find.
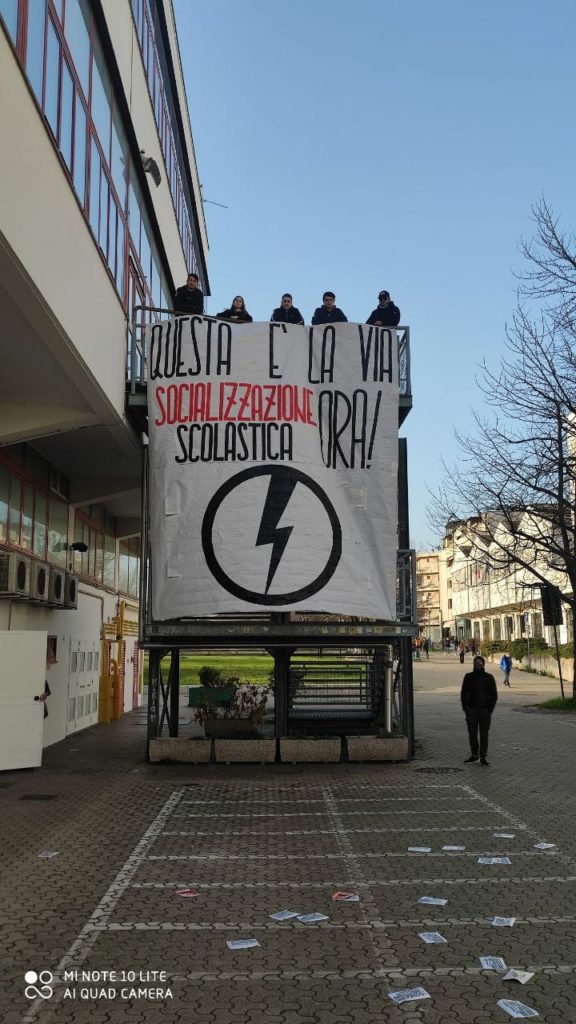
[534,696,576,712]
[144,653,275,686]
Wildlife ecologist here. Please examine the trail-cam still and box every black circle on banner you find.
[201,465,342,605]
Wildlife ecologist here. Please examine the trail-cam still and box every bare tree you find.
[431,200,576,695]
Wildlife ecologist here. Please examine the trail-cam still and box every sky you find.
[172,0,576,550]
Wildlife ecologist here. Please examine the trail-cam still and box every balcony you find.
[125,310,412,433]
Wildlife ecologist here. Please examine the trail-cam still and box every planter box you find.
[214,739,276,763]
[280,738,341,763]
[148,738,212,764]
[204,719,261,739]
[346,736,409,762]
[188,686,237,708]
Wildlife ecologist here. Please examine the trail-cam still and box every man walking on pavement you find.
[461,655,498,766]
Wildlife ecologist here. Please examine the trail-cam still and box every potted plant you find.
[193,681,270,739]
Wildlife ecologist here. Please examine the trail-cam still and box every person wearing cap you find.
[271,293,304,325]
[311,291,348,325]
[366,290,401,327]
[460,655,498,765]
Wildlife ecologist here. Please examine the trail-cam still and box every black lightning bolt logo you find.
[255,471,298,593]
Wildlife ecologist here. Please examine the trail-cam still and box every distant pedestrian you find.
[458,640,465,664]
[499,652,513,688]
[422,637,430,660]
[461,655,498,766]
[271,293,304,325]
[216,296,253,323]
[365,290,401,327]
[311,291,348,325]
[173,272,204,316]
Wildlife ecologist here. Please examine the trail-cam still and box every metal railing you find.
[126,307,411,400]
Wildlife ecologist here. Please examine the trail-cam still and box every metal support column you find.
[169,650,180,737]
[398,438,415,756]
[273,648,291,737]
[147,647,161,755]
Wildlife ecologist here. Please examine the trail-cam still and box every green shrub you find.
[198,665,225,687]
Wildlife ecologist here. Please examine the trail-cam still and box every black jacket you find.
[216,308,253,323]
[174,286,204,315]
[461,669,498,712]
[311,306,348,325]
[271,306,304,325]
[366,302,401,327]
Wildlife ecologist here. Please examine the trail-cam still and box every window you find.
[60,61,74,170]
[48,495,68,566]
[91,41,111,163]
[0,466,8,544]
[8,474,21,544]
[26,1,46,101]
[493,618,502,641]
[0,0,18,41]
[45,19,61,139]
[64,0,90,97]
[73,94,87,203]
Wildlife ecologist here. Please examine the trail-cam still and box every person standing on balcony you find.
[271,293,305,325]
[366,290,401,327]
[461,655,498,765]
[311,291,348,324]
[216,296,254,323]
[174,273,204,316]
[499,651,513,687]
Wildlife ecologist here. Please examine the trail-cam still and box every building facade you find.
[0,0,208,753]
[415,551,442,642]
[439,519,572,647]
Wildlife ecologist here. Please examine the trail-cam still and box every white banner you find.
[146,317,399,620]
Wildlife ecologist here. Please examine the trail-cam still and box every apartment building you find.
[440,519,571,646]
[416,550,442,642]
[0,0,208,764]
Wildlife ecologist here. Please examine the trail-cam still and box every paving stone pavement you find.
[1,654,576,1023]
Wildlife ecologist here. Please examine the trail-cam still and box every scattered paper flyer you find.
[37,851,59,858]
[175,888,200,898]
[480,956,507,971]
[492,917,516,927]
[478,857,512,865]
[418,896,448,906]
[496,998,539,1018]
[493,833,516,839]
[534,842,556,850]
[418,931,447,944]
[408,846,432,853]
[332,891,360,902]
[297,913,329,923]
[387,987,431,1005]
[269,910,300,921]
[226,939,260,950]
[504,969,535,985]
[442,845,465,851]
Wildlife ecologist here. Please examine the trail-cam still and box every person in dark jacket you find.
[216,296,253,323]
[311,291,348,325]
[366,290,401,327]
[461,655,498,765]
[271,293,304,325]
[174,273,204,315]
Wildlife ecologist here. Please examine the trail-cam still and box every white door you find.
[67,639,100,734]
[0,631,47,770]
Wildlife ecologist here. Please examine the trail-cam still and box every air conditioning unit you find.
[63,572,78,609]
[30,561,50,602]
[48,567,65,606]
[0,551,31,598]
